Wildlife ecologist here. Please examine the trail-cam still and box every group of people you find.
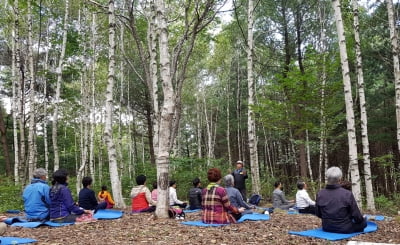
[21,168,115,223]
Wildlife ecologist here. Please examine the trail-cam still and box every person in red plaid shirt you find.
[201,168,244,224]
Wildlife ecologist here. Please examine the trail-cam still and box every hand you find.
[84,210,93,214]
[251,205,256,209]
[238,207,245,213]
[0,216,7,222]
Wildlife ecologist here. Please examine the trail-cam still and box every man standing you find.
[231,160,248,200]
[23,168,51,221]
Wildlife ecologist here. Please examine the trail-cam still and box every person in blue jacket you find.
[49,169,91,223]
[23,168,51,221]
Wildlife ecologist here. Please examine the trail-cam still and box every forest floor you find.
[2,208,400,245]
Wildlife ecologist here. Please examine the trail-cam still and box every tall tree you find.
[247,0,261,194]
[352,0,375,211]
[104,0,126,208]
[332,0,362,207]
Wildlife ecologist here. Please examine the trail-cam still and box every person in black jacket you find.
[316,167,367,233]
[231,161,248,200]
[188,177,202,210]
[79,176,107,212]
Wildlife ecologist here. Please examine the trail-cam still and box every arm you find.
[220,188,239,214]
[279,191,290,204]
[107,192,115,205]
[43,185,52,206]
[63,187,84,215]
[315,193,322,218]
[170,188,183,205]
[89,190,98,206]
[196,189,202,206]
[145,187,156,206]
[242,169,248,179]
[236,190,251,209]
[349,193,364,223]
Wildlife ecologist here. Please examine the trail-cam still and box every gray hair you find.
[326,166,342,184]
[224,174,234,187]
[33,168,48,178]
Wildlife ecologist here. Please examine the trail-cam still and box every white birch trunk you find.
[306,129,313,181]
[226,83,231,164]
[43,21,50,172]
[196,96,202,158]
[247,0,260,194]
[27,0,36,178]
[53,0,69,171]
[353,0,375,211]
[89,12,97,181]
[332,0,362,208]
[12,2,20,183]
[104,0,126,209]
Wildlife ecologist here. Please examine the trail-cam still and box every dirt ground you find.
[3,209,400,245]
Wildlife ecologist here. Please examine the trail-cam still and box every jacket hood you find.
[31,178,47,184]
[131,185,146,198]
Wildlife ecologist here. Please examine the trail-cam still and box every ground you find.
[3,209,400,245]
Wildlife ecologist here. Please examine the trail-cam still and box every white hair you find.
[326,166,342,184]
[224,174,234,187]
[33,168,48,178]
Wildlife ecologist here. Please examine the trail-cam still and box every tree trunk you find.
[332,0,362,208]
[89,12,97,181]
[0,108,11,175]
[104,0,126,209]
[247,0,261,194]
[196,96,202,158]
[353,0,375,211]
[43,21,50,172]
[53,0,69,171]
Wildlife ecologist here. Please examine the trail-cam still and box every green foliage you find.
[0,176,23,212]
[374,195,398,215]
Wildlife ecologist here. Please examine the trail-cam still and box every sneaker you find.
[179,216,184,220]
[175,216,180,220]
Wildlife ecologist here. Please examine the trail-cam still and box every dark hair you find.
[192,177,201,187]
[274,181,281,188]
[207,168,222,182]
[82,176,93,188]
[52,169,68,185]
[169,180,176,187]
[152,181,157,190]
[101,185,107,191]
[339,180,352,191]
[136,175,146,185]
[297,181,305,190]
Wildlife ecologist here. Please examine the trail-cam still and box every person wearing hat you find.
[231,160,248,200]
[188,177,202,210]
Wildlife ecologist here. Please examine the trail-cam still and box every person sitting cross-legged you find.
[202,168,244,224]
[169,180,187,208]
[224,174,254,220]
[98,185,115,209]
[79,177,107,212]
[296,180,316,215]
[23,168,51,222]
[188,177,202,210]
[316,167,367,233]
[131,175,156,213]
[272,181,295,210]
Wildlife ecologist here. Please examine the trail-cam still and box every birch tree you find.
[52,0,69,171]
[352,0,375,211]
[332,0,362,207]
[104,0,126,208]
[247,0,261,194]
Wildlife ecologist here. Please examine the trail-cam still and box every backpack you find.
[248,194,262,206]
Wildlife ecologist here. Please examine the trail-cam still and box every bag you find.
[248,194,262,206]
[168,207,185,219]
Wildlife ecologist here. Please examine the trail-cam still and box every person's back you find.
[23,177,51,221]
[188,187,202,209]
[79,187,98,210]
[226,186,251,209]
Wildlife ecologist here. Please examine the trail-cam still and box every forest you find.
[0,0,400,219]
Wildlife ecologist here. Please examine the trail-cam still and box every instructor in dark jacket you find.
[231,161,248,200]
[316,166,367,233]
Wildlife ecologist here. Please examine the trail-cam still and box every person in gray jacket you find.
[224,174,254,220]
[272,181,295,210]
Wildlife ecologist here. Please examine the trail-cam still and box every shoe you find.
[179,216,184,220]
[175,216,180,220]
[76,213,97,223]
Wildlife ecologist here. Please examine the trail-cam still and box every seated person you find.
[169,180,187,208]
[22,168,51,221]
[296,180,316,214]
[316,166,367,233]
[131,175,156,212]
[151,182,158,202]
[202,168,244,224]
[49,169,92,223]
[98,185,115,209]
[79,177,107,212]
[224,174,254,219]
[272,181,295,210]
[188,177,202,210]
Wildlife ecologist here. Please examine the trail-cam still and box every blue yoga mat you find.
[288,221,378,241]
[184,209,201,213]
[365,215,385,221]
[181,213,270,227]
[5,217,73,228]
[6,210,21,214]
[0,237,37,244]
[94,209,123,219]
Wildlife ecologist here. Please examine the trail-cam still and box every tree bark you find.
[104,0,126,209]
[0,108,11,175]
[353,0,375,211]
[247,0,261,194]
[332,0,362,208]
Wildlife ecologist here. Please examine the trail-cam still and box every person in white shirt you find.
[296,181,316,215]
[169,180,187,208]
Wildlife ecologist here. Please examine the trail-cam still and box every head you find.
[169,180,176,188]
[236,161,244,169]
[192,177,201,187]
[136,175,146,185]
[207,168,222,182]
[274,181,282,189]
[52,169,68,185]
[297,180,306,190]
[33,168,47,180]
[326,166,343,185]
[223,174,234,187]
[152,181,157,190]
[101,185,108,191]
[82,176,93,188]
